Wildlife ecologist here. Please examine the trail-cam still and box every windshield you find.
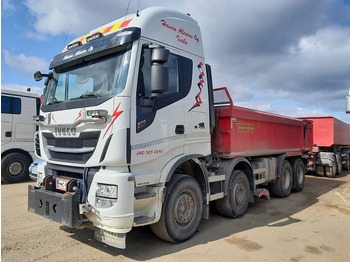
[44,45,131,106]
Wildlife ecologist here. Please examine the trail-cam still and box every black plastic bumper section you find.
[28,185,83,228]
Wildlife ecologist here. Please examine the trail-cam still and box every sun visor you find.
[49,27,141,69]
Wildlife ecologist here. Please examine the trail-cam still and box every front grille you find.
[43,131,100,164]
[49,151,94,163]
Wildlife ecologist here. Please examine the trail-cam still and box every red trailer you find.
[211,87,312,198]
[299,116,350,176]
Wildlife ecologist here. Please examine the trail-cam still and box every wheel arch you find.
[1,148,33,163]
[161,155,210,218]
[218,157,254,195]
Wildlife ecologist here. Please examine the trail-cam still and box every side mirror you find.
[34,71,43,81]
[150,46,169,96]
[34,71,52,82]
[346,88,350,114]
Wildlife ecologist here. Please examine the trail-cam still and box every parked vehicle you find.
[1,88,40,183]
[28,7,346,249]
[299,116,350,175]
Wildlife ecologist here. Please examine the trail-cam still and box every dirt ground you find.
[2,171,350,262]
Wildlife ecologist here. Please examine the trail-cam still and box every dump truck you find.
[29,7,313,249]
[299,116,350,175]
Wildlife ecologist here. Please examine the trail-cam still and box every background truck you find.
[1,88,40,183]
[29,7,319,249]
[299,116,350,175]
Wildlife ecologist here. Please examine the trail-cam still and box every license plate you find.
[56,178,70,191]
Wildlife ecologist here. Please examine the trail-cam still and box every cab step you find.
[134,216,154,225]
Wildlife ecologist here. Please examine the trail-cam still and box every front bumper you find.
[28,185,83,228]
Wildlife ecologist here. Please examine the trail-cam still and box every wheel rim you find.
[175,192,195,225]
[8,161,24,176]
[233,180,247,207]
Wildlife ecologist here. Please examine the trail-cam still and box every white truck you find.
[29,7,310,249]
[1,88,40,183]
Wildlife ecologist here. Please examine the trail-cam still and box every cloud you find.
[3,50,48,75]
[24,0,132,37]
[2,0,15,11]
[20,0,350,122]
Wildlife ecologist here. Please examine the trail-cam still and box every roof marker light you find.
[67,41,82,50]
[86,32,104,42]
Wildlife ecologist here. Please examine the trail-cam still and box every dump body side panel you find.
[211,87,306,158]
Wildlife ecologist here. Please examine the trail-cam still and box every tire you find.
[215,170,250,218]
[1,152,31,183]
[292,158,305,192]
[151,174,203,243]
[336,154,342,175]
[325,156,337,178]
[270,160,292,198]
[343,153,350,171]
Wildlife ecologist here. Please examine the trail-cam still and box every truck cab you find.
[1,88,40,183]
[29,7,212,248]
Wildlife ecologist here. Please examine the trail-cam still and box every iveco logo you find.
[55,127,77,136]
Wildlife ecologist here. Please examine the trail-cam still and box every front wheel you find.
[151,174,203,243]
[1,152,31,183]
[215,170,250,218]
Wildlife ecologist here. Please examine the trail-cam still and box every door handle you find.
[175,125,184,134]
[5,131,12,137]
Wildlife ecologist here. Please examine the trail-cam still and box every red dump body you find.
[211,87,313,158]
[298,116,350,147]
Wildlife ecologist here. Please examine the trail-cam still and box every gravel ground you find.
[2,171,350,262]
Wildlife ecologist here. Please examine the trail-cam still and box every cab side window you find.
[137,48,179,98]
[136,46,193,133]
[1,96,21,114]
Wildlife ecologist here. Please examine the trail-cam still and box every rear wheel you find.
[336,154,342,175]
[292,158,305,192]
[151,174,203,243]
[343,153,350,171]
[270,160,292,198]
[325,156,337,178]
[1,152,31,183]
[215,170,250,218]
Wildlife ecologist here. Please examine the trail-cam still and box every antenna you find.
[136,0,141,16]
[124,0,132,19]
[63,23,72,48]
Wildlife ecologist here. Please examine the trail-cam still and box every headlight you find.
[96,197,114,208]
[96,184,118,198]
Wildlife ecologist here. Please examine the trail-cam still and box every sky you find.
[1,0,350,123]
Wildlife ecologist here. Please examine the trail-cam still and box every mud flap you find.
[94,228,126,249]
[28,185,82,228]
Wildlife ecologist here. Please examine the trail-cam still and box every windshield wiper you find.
[70,92,101,100]
[47,100,62,105]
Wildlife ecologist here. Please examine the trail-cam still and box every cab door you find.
[130,43,193,175]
